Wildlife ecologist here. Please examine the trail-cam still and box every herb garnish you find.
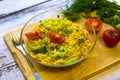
[63,11,80,21]
[64,0,120,27]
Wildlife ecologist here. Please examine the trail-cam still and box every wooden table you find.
[0,0,70,80]
[0,0,120,80]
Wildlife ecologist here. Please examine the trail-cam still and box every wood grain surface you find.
[4,20,120,80]
[4,29,36,80]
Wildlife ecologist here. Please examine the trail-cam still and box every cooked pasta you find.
[26,18,92,65]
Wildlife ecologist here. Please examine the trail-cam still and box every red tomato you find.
[50,32,65,44]
[25,30,42,40]
[103,29,120,47]
[84,18,102,33]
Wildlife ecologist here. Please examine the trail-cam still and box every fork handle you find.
[13,50,36,80]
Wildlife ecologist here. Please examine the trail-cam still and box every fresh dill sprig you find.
[64,0,120,27]
[63,11,80,22]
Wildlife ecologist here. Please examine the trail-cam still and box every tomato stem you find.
[109,30,118,36]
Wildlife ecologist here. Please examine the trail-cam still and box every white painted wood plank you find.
[0,0,49,15]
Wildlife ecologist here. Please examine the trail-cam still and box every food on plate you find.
[84,18,102,33]
[25,18,92,65]
[25,30,42,40]
[103,29,120,47]
[49,32,65,44]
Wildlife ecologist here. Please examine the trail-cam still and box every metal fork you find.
[10,30,41,80]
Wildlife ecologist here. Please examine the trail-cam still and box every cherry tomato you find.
[103,29,120,47]
[50,32,65,44]
[25,30,42,40]
[84,18,102,33]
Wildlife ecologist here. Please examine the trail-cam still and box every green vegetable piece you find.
[116,24,120,31]
[49,46,67,58]
[33,46,47,53]
[58,46,67,57]
[27,41,41,50]
[27,41,47,53]
[44,19,62,30]
[64,57,79,64]
[61,29,73,36]
[78,39,84,44]
[49,50,59,58]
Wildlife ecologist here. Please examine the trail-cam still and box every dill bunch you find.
[64,0,120,26]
